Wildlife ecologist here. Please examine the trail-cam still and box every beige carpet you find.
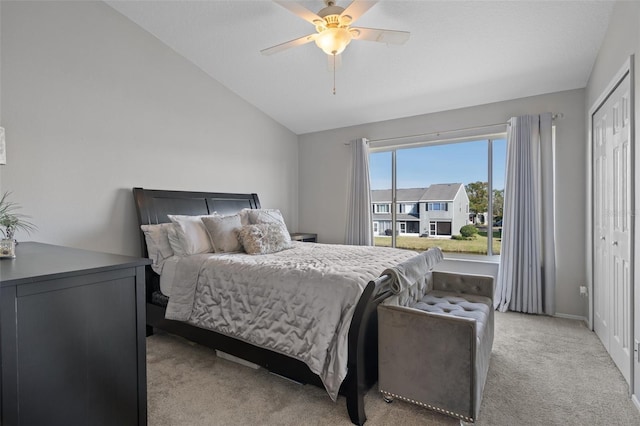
[147,312,640,425]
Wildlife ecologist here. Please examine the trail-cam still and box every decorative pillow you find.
[201,214,243,253]
[238,223,292,255]
[140,223,174,274]
[247,209,286,227]
[167,214,216,255]
[238,208,251,226]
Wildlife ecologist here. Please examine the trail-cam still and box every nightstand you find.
[290,232,317,242]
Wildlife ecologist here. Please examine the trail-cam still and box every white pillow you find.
[167,214,215,255]
[238,223,292,255]
[167,225,186,256]
[140,223,174,274]
[201,214,243,253]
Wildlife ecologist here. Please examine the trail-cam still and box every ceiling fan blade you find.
[327,54,343,71]
[274,1,323,25]
[350,27,410,45]
[340,1,378,25]
[261,33,318,56]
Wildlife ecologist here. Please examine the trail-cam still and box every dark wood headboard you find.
[132,187,261,296]
[133,187,260,228]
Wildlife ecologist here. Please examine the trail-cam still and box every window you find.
[427,202,448,211]
[373,203,391,214]
[491,139,506,255]
[370,136,507,256]
[397,203,419,214]
[430,221,452,236]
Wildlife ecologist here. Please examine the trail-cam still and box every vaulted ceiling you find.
[106,1,614,135]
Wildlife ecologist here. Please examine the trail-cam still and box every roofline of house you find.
[371,184,464,203]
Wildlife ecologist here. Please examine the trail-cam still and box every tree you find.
[465,181,488,214]
[493,189,504,220]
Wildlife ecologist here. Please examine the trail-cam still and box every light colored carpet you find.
[147,312,640,425]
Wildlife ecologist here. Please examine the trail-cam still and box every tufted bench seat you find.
[378,270,494,423]
[414,291,492,340]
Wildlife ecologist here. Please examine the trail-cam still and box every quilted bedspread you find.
[165,241,418,400]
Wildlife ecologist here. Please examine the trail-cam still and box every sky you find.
[370,139,506,191]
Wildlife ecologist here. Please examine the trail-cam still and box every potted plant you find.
[0,191,36,257]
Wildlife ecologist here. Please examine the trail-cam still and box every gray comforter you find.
[165,241,418,400]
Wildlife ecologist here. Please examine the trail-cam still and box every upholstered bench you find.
[378,269,494,423]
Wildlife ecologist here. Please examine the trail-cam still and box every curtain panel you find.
[345,138,373,246]
[495,113,556,314]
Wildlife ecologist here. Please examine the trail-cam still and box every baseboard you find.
[553,312,589,324]
[633,394,640,413]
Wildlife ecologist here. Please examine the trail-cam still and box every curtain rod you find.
[346,113,563,145]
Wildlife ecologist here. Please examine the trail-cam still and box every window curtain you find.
[345,138,373,246]
[495,113,556,314]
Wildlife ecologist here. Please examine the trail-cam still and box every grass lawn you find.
[375,234,501,255]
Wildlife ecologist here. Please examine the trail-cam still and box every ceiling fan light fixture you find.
[340,14,353,25]
[315,27,352,55]
[313,19,326,31]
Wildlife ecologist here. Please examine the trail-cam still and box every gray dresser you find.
[0,242,150,426]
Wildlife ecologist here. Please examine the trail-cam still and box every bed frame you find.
[132,187,394,425]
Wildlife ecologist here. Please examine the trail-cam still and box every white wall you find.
[0,1,298,257]
[585,0,640,404]
[299,89,586,318]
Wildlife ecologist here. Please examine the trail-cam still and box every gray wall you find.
[0,1,299,257]
[298,89,586,318]
[584,0,640,403]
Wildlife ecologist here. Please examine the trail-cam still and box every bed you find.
[133,187,413,425]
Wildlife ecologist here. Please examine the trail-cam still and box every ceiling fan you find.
[261,0,410,93]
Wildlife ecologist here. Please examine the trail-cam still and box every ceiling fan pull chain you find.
[333,53,337,95]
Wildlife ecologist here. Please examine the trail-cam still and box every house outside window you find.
[369,136,506,256]
[371,185,467,238]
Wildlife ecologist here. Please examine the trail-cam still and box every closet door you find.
[593,105,609,352]
[593,71,632,384]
